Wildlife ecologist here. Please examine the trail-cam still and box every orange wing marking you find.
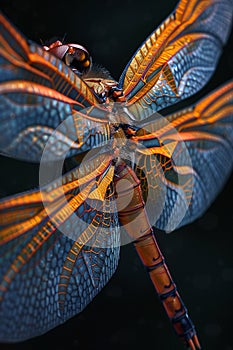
[58,165,115,309]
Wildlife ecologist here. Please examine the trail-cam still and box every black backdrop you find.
[0,0,232,349]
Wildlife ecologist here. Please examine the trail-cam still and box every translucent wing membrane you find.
[132,81,233,231]
[0,151,120,341]
[0,12,111,161]
[0,91,111,162]
[119,0,233,120]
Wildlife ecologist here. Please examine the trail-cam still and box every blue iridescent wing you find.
[0,12,110,162]
[0,151,120,342]
[119,0,233,120]
[131,81,233,231]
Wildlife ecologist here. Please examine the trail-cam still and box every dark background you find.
[0,0,232,349]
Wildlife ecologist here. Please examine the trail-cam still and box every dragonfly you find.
[0,0,232,349]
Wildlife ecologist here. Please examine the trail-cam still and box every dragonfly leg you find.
[114,162,201,349]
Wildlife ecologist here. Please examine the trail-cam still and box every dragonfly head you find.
[43,40,92,75]
[43,40,125,103]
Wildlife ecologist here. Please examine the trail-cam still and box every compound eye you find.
[64,46,91,74]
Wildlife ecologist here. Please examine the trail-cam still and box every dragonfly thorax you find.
[84,78,126,103]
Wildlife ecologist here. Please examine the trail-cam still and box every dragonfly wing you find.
[119,0,233,120]
[131,81,233,231]
[0,90,111,162]
[0,150,120,342]
[0,12,110,162]
[0,12,98,106]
